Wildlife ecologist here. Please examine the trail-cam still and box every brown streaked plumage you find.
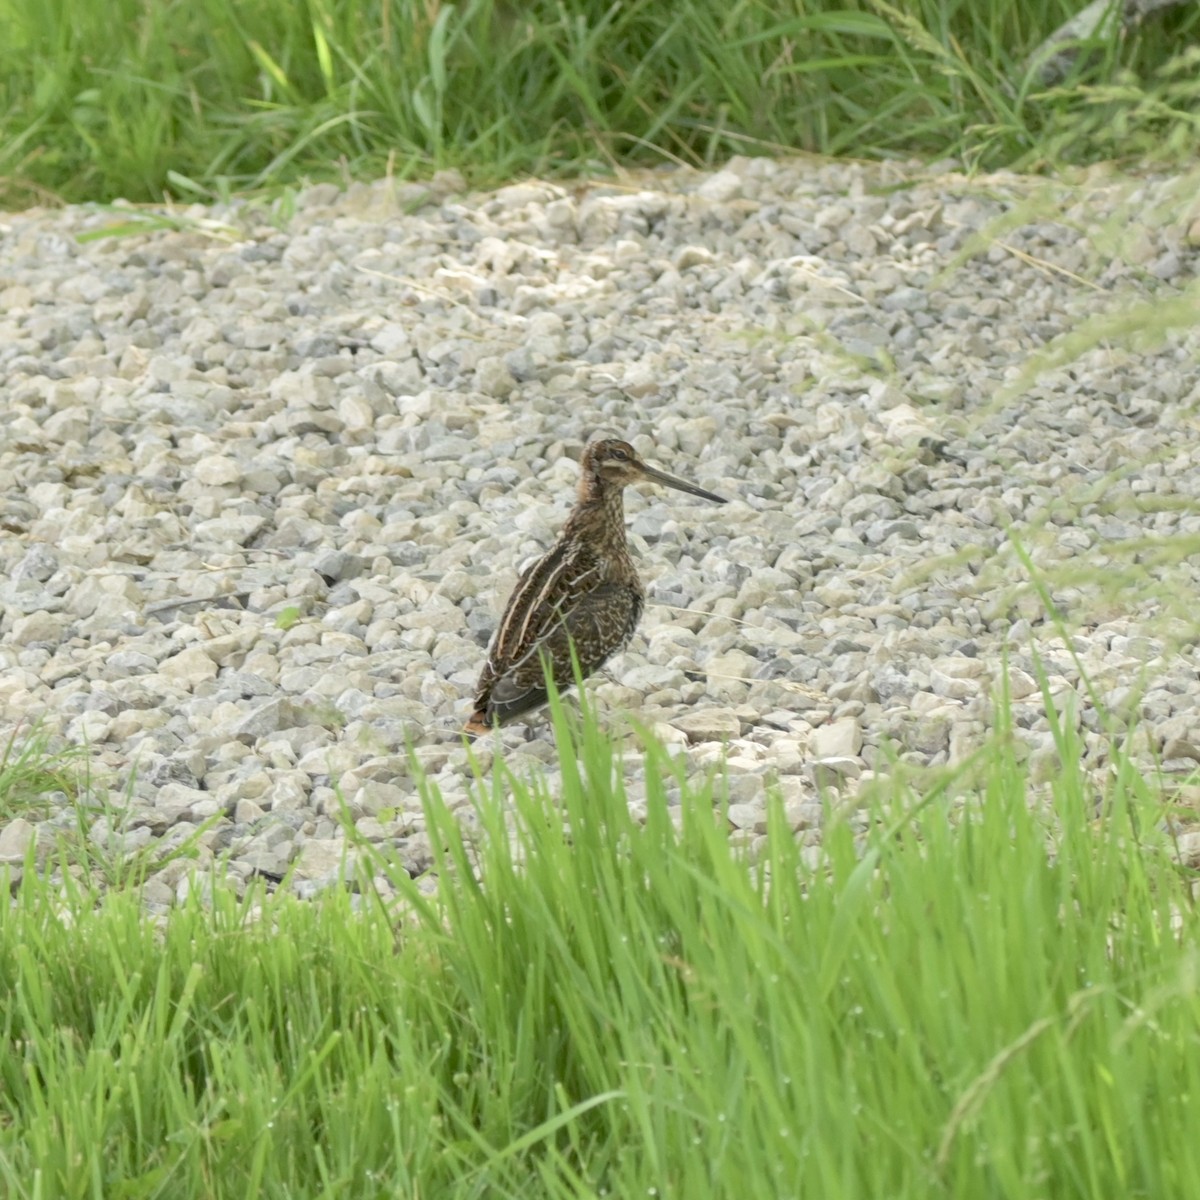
[465,438,727,735]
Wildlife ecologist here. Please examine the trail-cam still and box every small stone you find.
[1162,738,1200,764]
[294,838,351,880]
[245,823,294,852]
[704,650,759,698]
[696,170,743,202]
[673,246,716,270]
[0,818,37,864]
[108,649,157,673]
[370,324,412,356]
[141,875,177,908]
[930,669,979,700]
[13,544,58,583]
[191,515,266,546]
[193,455,242,486]
[807,757,863,788]
[670,709,742,742]
[10,612,66,645]
[353,780,409,815]
[910,713,953,757]
[72,710,111,742]
[176,872,218,906]
[229,698,307,742]
[235,798,267,823]
[312,550,367,583]
[879,286,927,313]
[151,782,208,824]
[1177,832,1200,866]
[1006,669,1039,700]
[474,356,515,398]
[159,646,219,686]
[810,717,863,759]
[726,803,766,832]
[785,800,824,830]
[843,224,877,256]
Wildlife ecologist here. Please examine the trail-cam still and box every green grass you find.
[2,693,1198,1198]
[1,0,1199,205]
[0,722,86,821]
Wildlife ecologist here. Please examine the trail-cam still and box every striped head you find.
[579,439,727,504]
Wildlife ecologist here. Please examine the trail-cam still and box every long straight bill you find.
[638,462,727,504]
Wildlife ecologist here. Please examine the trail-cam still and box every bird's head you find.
[581,438,727,504]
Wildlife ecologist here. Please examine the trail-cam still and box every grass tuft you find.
[2,698,1199,1196]
[0,723,86,820]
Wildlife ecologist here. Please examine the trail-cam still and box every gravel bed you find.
[3,156,1200,902]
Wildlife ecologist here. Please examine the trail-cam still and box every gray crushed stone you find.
[3,156,1200,902]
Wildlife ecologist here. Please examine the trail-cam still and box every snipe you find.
[465,438,727,735]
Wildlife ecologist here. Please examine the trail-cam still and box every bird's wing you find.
[488,539,600,664]
[471,541,593,727]
[478,580,643,726]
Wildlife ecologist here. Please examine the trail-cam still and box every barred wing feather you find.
[478,581,643,726]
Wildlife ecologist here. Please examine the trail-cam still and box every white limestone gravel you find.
[3,156,1200,900]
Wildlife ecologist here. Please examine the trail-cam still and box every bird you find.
[465,438,727,735]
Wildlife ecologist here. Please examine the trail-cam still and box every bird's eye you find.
[610,447,629,461]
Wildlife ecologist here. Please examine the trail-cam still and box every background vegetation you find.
[1,0,1199,206]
